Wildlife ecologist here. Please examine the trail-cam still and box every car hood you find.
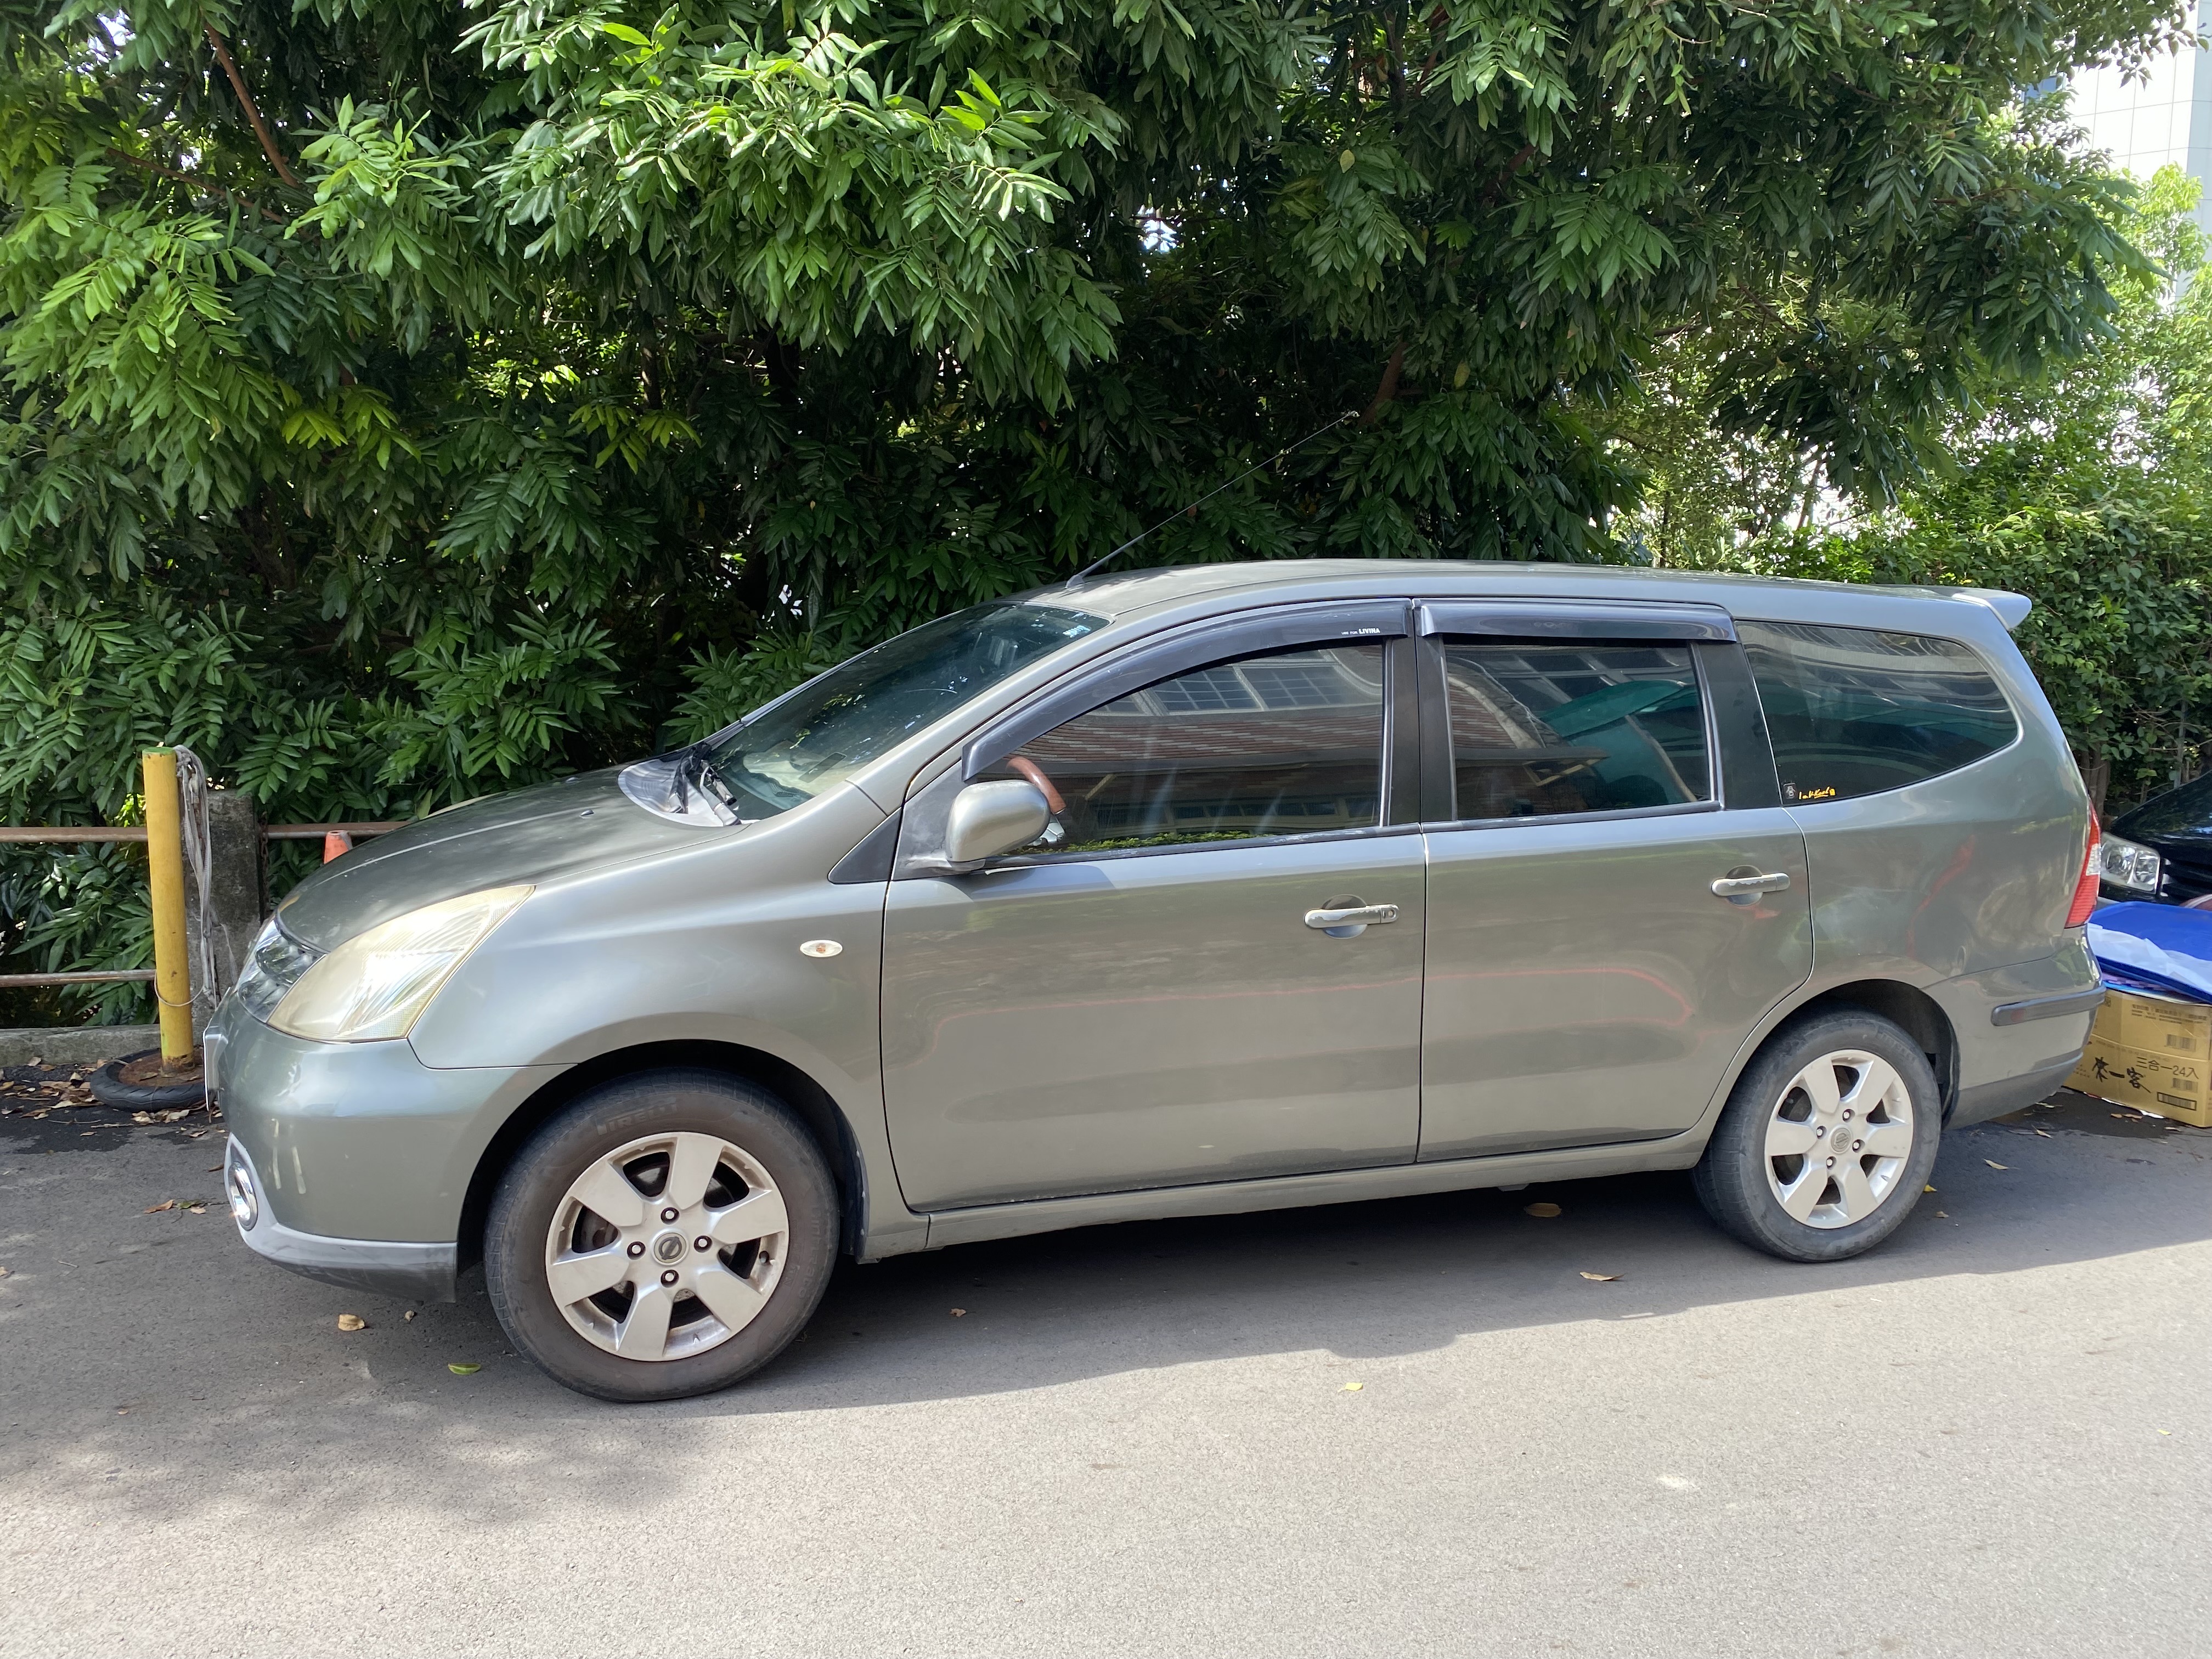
[2113,773,2212,854]
[275,769,729,951]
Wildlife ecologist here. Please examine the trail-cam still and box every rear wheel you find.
[1692,1012,1940,1263]
[485,1070,838,1402]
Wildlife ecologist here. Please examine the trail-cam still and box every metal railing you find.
[0,819,404,988]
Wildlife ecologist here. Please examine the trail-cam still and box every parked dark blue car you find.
[2100,772,2212,906]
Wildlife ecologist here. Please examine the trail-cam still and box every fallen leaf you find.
[1579,1271,1620,1282]
[1523,1201,1562,1218]
[144,1199,175,1213]
[2034,1129,2052,1138]
[949,1307,967,1317]
[1341,1381,1363,1392]
[1934,1210,1949,1217]
[1984,1160,2007,1170]
[131,1111,153,1125]
[0,1266,10,1278]
[337,1313,365,1332]
[447,1362,481,1375]
[1923,1184,1937,1193]
[183,1203,206,1215]
[403,1310,416,1322]
[115,1408,128,1415]
[2158,1429,2172,1436]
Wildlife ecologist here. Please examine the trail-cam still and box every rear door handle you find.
[1305,904,1400,932]
[1711,871,1792,898]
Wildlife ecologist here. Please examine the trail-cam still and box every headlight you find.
[232,915,321,1023]
[2096,835,2163,895]
[269,885,532,1042]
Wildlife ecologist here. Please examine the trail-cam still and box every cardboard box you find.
[2065,986,2212,1126]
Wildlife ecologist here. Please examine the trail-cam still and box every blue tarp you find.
[2086,902,2212,1003]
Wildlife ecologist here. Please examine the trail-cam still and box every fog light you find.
[226,1147,259,1229]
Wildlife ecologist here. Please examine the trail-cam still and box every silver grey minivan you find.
[209,561,2106,1401]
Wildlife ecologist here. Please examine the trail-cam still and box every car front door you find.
[879,606,1427,1211]
[1414,602,1813,1159]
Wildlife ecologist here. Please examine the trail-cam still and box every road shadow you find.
[2,1091,2205,1541]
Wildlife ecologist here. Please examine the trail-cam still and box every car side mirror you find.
[942,779,1051,871]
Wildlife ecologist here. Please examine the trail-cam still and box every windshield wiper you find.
[665,742,741,823]
[718,758,810,814]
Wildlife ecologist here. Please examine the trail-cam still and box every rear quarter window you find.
[1738,621,2018,804]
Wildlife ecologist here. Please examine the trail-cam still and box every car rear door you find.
[878,603,1428,1211]
[1414,601,1813,1159]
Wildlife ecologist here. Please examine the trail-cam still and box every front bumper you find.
[227,1136,458,1300]
[210,1001,565,1302]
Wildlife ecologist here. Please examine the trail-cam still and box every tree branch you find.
[1482,143,1539,205]
[204,26,302,188]
[1409,5,1450,96]
[105,149,284,221]
[1359,340,1407,425]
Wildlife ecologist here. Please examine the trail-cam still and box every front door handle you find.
[1711,871,1792,899]
[1305,903,1400,936]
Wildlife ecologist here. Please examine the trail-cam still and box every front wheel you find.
[1692,1012,1942,1263]
[485,1070,838,1402]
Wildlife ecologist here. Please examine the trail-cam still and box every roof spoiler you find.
[1956,588,2032,631]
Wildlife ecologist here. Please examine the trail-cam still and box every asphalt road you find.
[2,1090,2206,1659]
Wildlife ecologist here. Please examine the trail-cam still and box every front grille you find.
[2164,854,2212,905]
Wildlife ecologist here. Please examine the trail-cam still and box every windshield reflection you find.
[702,603,1105,820]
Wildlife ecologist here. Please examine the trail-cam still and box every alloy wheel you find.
[542,1131,790,1361]
[1762,1049,1916,1229]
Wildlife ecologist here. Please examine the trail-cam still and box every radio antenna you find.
[1064,409,1358,588]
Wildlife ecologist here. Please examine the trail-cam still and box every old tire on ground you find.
[485,1069,838,1402]
[89,1048,207,1110]
[1692,1012,1942,1263]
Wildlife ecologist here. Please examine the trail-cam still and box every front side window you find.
[984,642,1388,854]
[1441,641,1711,820]
[703,602,1104,819]
[1738,622,2018,804]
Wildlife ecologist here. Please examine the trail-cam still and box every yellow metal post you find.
[142,748,195,1066]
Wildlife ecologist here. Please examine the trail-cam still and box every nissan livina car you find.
[209,561,2106,1401]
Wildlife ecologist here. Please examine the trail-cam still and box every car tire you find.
[484,1069,838,1402]
[1692,1012,1942,1263]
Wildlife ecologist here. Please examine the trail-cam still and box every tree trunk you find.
[2078,753,2111,818]
[1360,342,1406,425]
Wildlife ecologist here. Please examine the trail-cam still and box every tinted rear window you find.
[1739,622,2017,804]
[1440,641,1711,819]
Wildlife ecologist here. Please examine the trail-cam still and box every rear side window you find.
[1739,622,2018,804]
[1440,641,1711,820]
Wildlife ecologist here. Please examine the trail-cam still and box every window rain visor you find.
[701,603,1105,819]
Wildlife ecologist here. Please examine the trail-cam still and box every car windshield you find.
[701,602,1107,819]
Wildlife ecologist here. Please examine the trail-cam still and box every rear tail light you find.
[2065,809,2101,928]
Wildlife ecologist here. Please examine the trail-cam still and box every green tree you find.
[1690,165,2212,813]
[0,0,2194,1014]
